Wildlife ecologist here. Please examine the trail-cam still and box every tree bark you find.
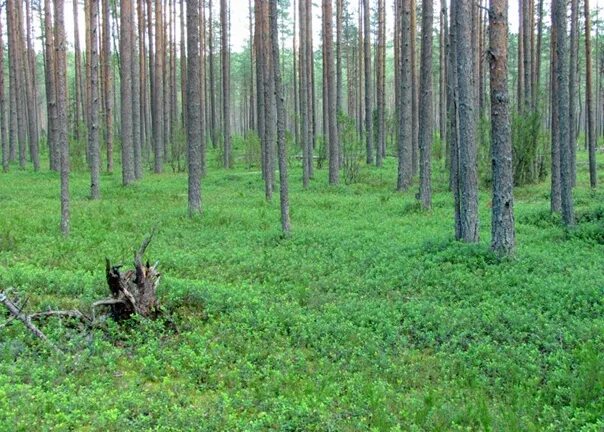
[323,0,339,184]
[102,0,114,173]
[298,0,311,188]
[585,0,597,188]
[398,0,413,191]
[54,0,69,235]
[0,6,8,173]
[553,0,574,225]
[569,0,578,187]
[363,0,373,164]
[89,0,101,199]
[270,0,291,234]
[455,0,479,242]
[187,0,202,215]
[43,0,58,171]
[221,0,232,168]
[489,0,515,255]
[120,0,135,185]
[418,0,433,209]
[376,0,385,167]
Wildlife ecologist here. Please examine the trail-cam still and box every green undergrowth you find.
[0,151,602,431]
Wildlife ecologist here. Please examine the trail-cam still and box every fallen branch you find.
[0,292,63,354]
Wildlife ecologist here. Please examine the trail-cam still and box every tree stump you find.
[99,232,161,321]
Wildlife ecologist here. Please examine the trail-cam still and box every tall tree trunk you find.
[208,0,218,148]
[550,14,561,212]
[411,0,418,175]
[54,0,69,235]
[569,0,578,186]
[89,0,101,199]
[270,0,291,234]
[102,0,114,173]
[24,0,39,171]
[262,0,275,199]
[554,0,574,225]
[132,0,142,179]
[187,0,203,215]
[336,0,343,117]
[298,0,311,188]
[535,0,544,107]
[363,0,373,164]
[7,0,27,169]
[221,0,232,168]
[73,0,84,140]
[455,0,479,242]
[43,0,58,171]
[439,0,448,164]
[376,0,385,167]
[323,0,339,184]
[489,0,515,255]
[153,0,164,172]
[517,0,524,112]
[121,0,135,185]
[0,6,8,172]
[398,0,413,191]
[418,0,433,209]
[585,0,597,188]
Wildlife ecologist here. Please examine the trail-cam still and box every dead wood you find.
[0,292,64,354]
[101,230,161,321]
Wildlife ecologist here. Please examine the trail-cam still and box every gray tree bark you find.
[323,0,339,184]
[298,0,311,188]
[398,0,413,191]
[43,0,58,171]
[363,0,373,164]
[270,0,291,234]
[102,0,114,173]
[585,0,597,188]
[554,0,574,225]
[376,0,385,167]
[418,0,433,209]
[569,0,578,187]
[489,0,515,255]
[0,7,7,173]
[221,0,232,168]
[54,0,69,235]
[187,0,203,215]
[455,0,479,242]
[120,0,135,185]
[89,0,101,199]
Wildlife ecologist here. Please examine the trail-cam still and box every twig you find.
[0,292,63,354]
[30,310,92,323]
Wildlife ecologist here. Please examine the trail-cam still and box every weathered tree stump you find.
[96,232,161,321]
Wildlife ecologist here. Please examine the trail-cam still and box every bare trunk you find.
[221,0,232,168]
[455,0,479,242]
[418,0,433,208]
[398,0,413,191]
[121,0,135,185]
[585,0,597,188]
[89,0,101,199]
[489,0,515,255]
[187,0,203,215]
[102,0,114,173]
[270,0,291,234]
[323,0,339,184]
[363,0,373,164]
[54,0,69,235]
[554,0,574,225]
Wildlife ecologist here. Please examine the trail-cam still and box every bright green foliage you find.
[0,150,602,431]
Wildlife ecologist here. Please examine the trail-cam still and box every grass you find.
[0,149,603,431]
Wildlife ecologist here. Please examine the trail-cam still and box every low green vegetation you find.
[0,150,603,431]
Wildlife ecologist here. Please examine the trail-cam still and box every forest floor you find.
[0,150,603,431]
